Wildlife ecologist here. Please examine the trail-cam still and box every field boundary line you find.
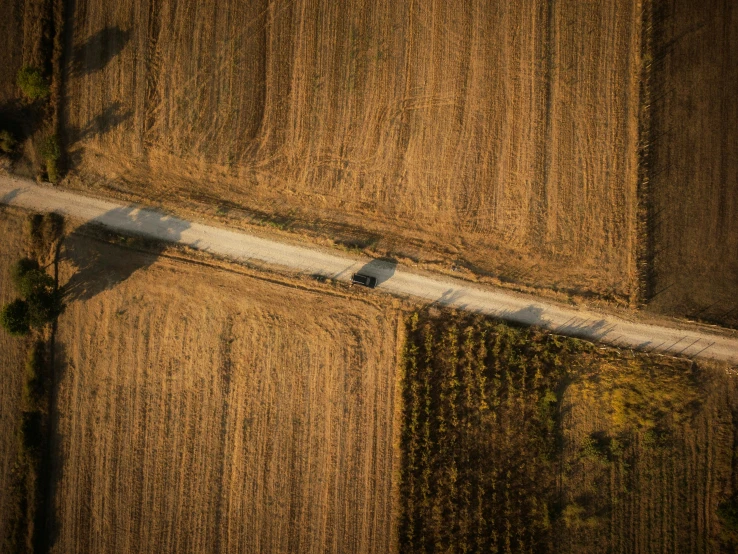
[634,0,657,306]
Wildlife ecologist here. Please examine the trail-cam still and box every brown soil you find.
[50,232,401,553]
[0,209,31,545]
[644,0,738,327]
[61,0,640,304]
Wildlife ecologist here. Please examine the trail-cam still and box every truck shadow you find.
[62,206,190,301]
[354,257,398,286]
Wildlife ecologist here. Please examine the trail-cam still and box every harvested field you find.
[51,233,400,553]
[0,209,32,547]
[63,0,640,302]
[645,0,738,326]
[399,311,738,553]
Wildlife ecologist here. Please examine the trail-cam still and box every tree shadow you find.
[64,102,133,170]
[553,316,614,342]
[62,206,190,301]
[37,340,67,554]
[334,230,382,252]
[67,102,132,144]
[354,257,398,286]
[0,99,32,137]
[472,304,548,328]
[502,304,546,326]
[1,188,21,204]
[497,305,617,343]
[70,26,130,77]
[434,287,466,307]
[0,98,47,154]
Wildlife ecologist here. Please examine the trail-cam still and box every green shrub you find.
[39,135,60,162]
[26,289,63,328]
[46,160,59,183]
[16,66,50,100]
[0,130,17,153]
[1,299,30,336]
[642,428,672,450]
[15,268,54,299]
[579,434,611,464]
[39,135,61,183]
[11,258,40,290]
[8,260,63,330]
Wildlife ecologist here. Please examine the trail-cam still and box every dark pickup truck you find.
[350,273,377,288]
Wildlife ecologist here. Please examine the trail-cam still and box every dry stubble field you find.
[51,233,401,553]
[645,0,738,327]
[63,0,640,303]
[0,209,31,546]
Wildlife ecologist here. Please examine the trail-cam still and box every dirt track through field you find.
[1,175,737,364]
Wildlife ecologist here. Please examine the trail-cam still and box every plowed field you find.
[645,0,738,327]
[51,235,401,553]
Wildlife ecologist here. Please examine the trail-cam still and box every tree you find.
[26,289,64,327]
[38,135,60,162]
[16,268,55,299]
[4,259,64,333]
[11,258,40,289]
[16,66,50,100]
[0,299,30,336]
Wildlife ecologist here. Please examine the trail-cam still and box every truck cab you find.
[350,273,377,288]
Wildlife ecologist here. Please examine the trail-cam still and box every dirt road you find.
[1,175,737,364]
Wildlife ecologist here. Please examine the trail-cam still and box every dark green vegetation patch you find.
[399,311,738,553]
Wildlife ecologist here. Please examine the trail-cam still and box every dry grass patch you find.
[63,0,640,303]
[51,234,400,553]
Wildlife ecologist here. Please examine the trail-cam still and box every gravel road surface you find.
[2,175,736,364]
